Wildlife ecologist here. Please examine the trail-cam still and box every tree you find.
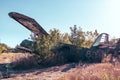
[34,26,99,66]
[61,33,71,44]
[83,30,99,48]
[34,28,61,65]
[49,28,61,47]
[69,25,85,48]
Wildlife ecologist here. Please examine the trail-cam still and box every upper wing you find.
[8,12,48,37]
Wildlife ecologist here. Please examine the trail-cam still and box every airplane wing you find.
[8,12,48,37]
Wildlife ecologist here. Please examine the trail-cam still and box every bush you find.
[52,43,81,62]
[33,27,99,66]
[0,43,9,53]
[10,53,39,70]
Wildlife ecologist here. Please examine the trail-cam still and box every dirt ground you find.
[0,53,120,80]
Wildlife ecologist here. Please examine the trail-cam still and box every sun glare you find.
[105,0,120,28]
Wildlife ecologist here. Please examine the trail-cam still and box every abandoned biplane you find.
[8,12,120,63]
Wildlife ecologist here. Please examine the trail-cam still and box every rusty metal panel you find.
[8,12,48,37]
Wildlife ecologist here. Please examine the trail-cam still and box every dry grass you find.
[3,63,120,80]
[1,53,120,80]
[58,63,120,80]
[9,53,39,70]
[0,53,34,63]
[0,53,14,63]
[0,53,39,71]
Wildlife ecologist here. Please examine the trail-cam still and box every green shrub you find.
[33,27,99,66]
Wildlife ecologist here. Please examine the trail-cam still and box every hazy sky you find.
[0,0,120,47]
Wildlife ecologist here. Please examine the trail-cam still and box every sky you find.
[0,0,120,48]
